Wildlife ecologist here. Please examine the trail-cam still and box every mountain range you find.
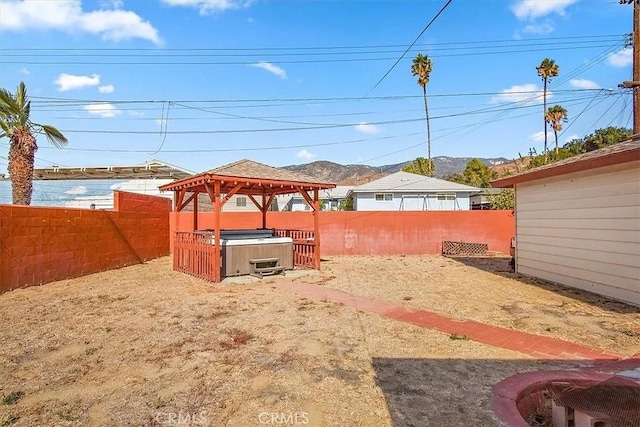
[283,156,512,185]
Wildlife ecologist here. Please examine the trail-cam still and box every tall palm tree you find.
[0,82,68,205]
[536,58,559,160]
[545,105,568,155]
[411,53,434,177]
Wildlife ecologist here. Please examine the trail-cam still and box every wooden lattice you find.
[442,241,488,256]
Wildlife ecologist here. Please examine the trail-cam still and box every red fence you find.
[170,210,515,256]
[274,229,315,268]
[173,231,217,281]
[0,191,171,293]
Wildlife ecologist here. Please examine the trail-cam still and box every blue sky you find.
[0,0,635,177]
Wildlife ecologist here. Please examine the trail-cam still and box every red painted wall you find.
[0,192,171,293]
[170,211,515,255]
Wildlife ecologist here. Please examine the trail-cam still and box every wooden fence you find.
[274,229,315,268]
[173,231,217,281]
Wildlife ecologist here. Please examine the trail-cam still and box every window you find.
[304,204,311,211]
[236,196,247,207]
[436,193,456,201]
[375,193,393,201]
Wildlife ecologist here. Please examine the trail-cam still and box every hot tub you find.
[199,229,294,277]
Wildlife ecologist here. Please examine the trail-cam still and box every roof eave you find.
[491,147,640,188]
[159,172,335,192]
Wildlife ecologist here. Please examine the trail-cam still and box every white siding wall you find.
[353,192,471,211]
[515,161,640,306]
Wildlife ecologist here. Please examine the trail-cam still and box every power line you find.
[29,88,601,105]
[3,34,623,52]
[2,39,624,59]
[11,44,621,66]
[25,93,612,154]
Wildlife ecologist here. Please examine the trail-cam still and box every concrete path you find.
[274,282,622,362]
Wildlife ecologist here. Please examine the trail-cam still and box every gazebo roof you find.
[159,159,335,195]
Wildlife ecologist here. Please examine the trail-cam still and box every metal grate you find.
[548,377,640,427]
[442,240,488,256]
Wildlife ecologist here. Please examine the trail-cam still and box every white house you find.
[492,137,640,306]
[348,171,481,211]
[278,186,352,211]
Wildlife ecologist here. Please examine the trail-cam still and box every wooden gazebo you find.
[160,159,335,282]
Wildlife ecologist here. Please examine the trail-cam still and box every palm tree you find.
[545,105,568,155]
[536,58,559,160]
[411,53,434,177]
[0,82,68,205]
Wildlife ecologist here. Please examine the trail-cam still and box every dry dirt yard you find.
[0,255,636,427]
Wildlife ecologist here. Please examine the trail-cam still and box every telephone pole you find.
[618,0,639,135]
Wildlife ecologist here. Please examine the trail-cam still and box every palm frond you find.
[39,124,68,148]
[0,120,11,138]
[0,88,22,117]
[15,82,27,110]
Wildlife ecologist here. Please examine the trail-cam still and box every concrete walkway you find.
[274,282,622,362]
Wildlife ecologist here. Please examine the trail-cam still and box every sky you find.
[0,0,635,180]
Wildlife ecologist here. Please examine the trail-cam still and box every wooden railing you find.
[173,231,217,281]
[274,229,315,268]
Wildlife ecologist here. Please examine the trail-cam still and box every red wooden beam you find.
[296,186,315,209]
[213,180,221,283]
[177,192,197,212]
[313,188,320,270]
[220,182,245,207]
[247,194,262,210]
[174,188,186,211]
[193,192,199,231]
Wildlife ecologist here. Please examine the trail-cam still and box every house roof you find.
[322,186,352,199]
[491,135,640,188]
[205,159,331,185]
[160,159,335,195]
[31,160,195,181]
[348,171,481,193]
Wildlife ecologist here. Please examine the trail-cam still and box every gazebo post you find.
[193,191,199,231]
[213,181,221,283]
[261,193,267,229]
[313,188,320,270]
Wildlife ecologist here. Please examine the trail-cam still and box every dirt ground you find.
[0,255,636,426]
[321,255,640,356]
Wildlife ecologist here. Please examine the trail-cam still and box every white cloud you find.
[161,0,254,15]
[64,185,88,195]
[569,78,600,90]
[18,67,30,75]
[491,83,550,105]
[511,0,578,20]
[354,122,381,134]
[84,103,121,118]
[607,49,632,68]
[127,110,145,117]
[564,134,580,143]
[98,84,115,93]
[529,131,545,142]
[99,0,124,8]
[296,149,317,160]
[155,118,168,128]
[521,21,554,35]
[250,61,287,79]
[54,73,100,91]
[0,0,161,44]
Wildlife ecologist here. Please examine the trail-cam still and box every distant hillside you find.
[284,156,510,184]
